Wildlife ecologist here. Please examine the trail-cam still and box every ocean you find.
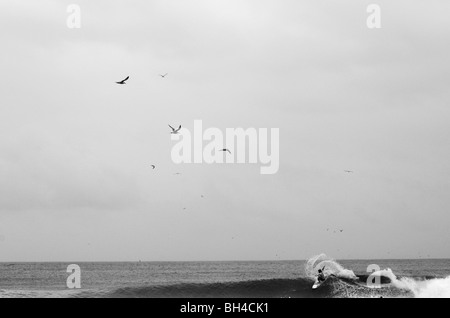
[0,255,449,298]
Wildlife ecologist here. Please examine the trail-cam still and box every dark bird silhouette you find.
[174,172,182,175]
[344,170,354,173]
[169,125,182,134]
[220,148,232,154]
[116,76,129,84]
[159,73,168,78]
[150,165,156,170]
[340,230,344,233]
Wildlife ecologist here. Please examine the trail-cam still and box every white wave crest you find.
[305,254,357,280]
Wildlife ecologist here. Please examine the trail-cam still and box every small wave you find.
[0,289,82,298]
[80,278,322,298]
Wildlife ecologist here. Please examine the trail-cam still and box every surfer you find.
[317,267,326,283]
[312,266,329,289]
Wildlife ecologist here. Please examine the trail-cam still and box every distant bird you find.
[159,73,168,78]
[340,230,344,233]
[201,195,204,198]
[174,172,182,175]
[150,165,156,170]
[344,170,354,173]
[220,148,232,154]
[116,76,129,84]
[169,125,182,134]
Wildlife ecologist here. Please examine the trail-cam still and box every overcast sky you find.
[0,0,449,261]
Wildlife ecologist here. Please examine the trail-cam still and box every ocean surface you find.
[0,255,449,298]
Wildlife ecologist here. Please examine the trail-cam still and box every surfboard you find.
[312,278,324,289]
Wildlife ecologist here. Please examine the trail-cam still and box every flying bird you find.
[159,73,168,78]
[169,125,182,134]
[174,172,182,175]
[116,76,129,84]
[150,165,156,170]
[220,148,232,154]
[344,170,354,173]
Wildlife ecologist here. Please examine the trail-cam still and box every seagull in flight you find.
[116,76,129,85]
[220,148,232,154]
[159,73,168,78]
[169,125,182,134]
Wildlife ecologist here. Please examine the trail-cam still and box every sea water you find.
[0,257,449,298]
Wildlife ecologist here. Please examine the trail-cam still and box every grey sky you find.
[0,0,449,261]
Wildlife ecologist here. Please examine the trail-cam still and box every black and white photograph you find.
[1,0,450,302]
